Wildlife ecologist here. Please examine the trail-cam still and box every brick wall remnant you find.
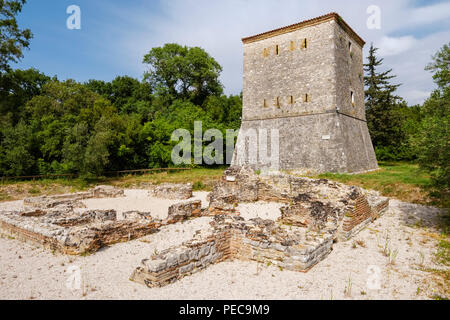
[130,215,335,288]
[208,166,389,241]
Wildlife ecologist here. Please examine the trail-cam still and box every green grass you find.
[0,162,445,209]
[436,238,450,267]
[316,162,433,206]
[0,168,224,202]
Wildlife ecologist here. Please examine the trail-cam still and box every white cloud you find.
[101,0,449,105]
[402,90,432,105]
[410,2,450,26]
[377,36,417,57]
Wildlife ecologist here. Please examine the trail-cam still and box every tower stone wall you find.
[232,13,378,174]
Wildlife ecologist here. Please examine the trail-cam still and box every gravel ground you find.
[0,195,447,300]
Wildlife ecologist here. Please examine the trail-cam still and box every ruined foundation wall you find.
[130,216,335,287]
[0,187,202,255]
[209,167,389,240]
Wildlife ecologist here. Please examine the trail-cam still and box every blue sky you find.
[15,0,450,105]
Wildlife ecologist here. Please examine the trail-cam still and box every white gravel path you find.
[0,198,447,300]
[81,190,209,219]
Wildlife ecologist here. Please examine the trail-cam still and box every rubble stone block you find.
[165,200,202,224]
[148,183,193,200]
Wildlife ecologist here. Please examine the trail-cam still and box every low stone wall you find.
[131,234,224,288]
[130,167,391,288]
[1,187,204,255]
[0,208,162,255]
[23,186,124,210]
[130,215,334,288]
[164,200,202,224]
[148,183,193,200]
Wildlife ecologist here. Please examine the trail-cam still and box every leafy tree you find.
[0,120,34,175]
[0,0,32,72]
[0,43,242,177]
[61,122,90,174]
[0,68,50,122]
[425,42,450,90]
[143,43,223,105]
[414,43,450,195]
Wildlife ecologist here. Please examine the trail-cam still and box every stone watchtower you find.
[232,13,378,174]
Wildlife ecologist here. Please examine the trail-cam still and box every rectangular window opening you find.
[301,38,308,49]
[351,91,355,106]
[275,45,279,55]
[276,97,280,108]
[263,99,267,108]
[289,95,294,104]
[303,94,310,103]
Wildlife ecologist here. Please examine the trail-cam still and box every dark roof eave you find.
[241,12,365,47]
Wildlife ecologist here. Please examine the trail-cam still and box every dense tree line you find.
[365,43,449,194]
[0,1,448,196]
[0,49,242,177]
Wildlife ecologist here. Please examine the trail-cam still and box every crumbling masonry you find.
[0,184,201,255]
[130,167,389,288]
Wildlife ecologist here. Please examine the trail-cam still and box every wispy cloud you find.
[17,0,450,105]
[377,36,418,57]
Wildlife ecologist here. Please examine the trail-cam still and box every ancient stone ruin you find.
[0,169,389,287]
[148,183,193,200]
[0,184,201,255]
[130,166,389,288]
[0,13,389,290]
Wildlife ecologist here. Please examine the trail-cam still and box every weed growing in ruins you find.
[381,233,390,257]
[80,250,92,257]
[352,239,366,249]
[432,294,449,300]
[418,252,425,267]
[388,249,399,265]
[193,181,205,191]
[28,187,41,195]
[434,238,450,266]
[380,233,399,264]
[344,276,352,297]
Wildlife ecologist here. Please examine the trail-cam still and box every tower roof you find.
[242,12,365,47]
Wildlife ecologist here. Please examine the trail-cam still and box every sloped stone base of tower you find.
[232,112,378,174]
